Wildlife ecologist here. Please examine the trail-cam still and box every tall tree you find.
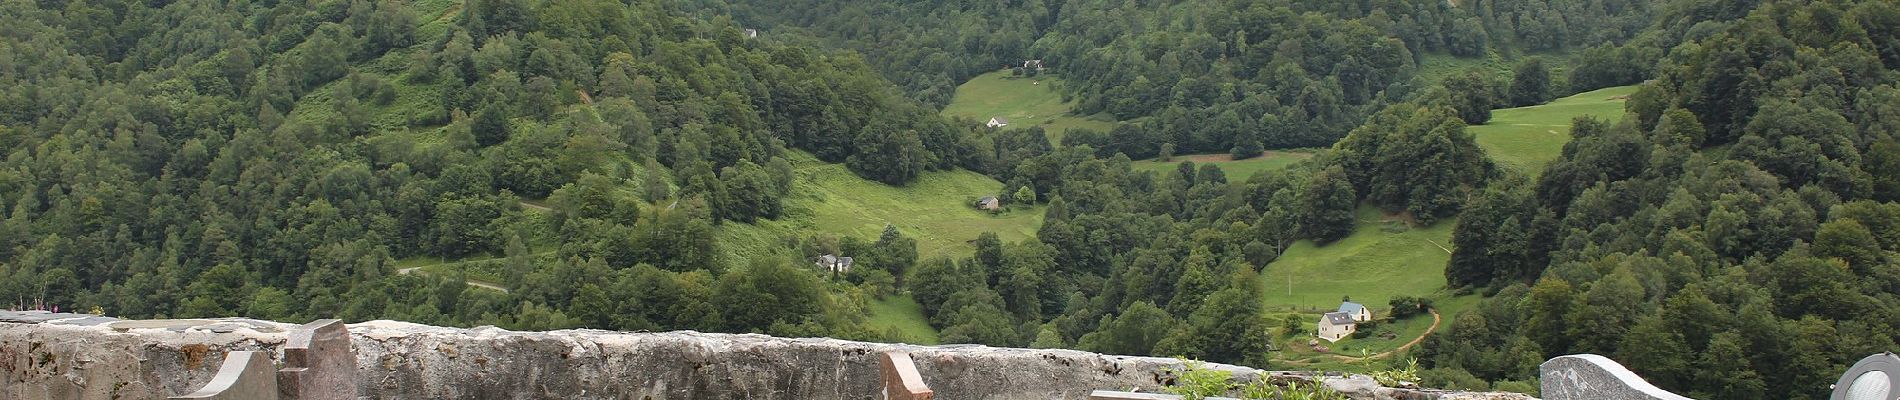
[1508,57,1553,107]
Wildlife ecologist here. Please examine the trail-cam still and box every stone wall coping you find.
[170,351,278,399]
[1541,354,1694,400]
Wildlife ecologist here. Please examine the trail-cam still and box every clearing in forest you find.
[716,151,1044,265]
[1469,85,1638,175]
[717,152,1046,344]
[1261,205,1455,314]
[1256,205,1475,368]
[1130,150,1316,181]
[942,71,1116,144]
[1259,85,1638,366]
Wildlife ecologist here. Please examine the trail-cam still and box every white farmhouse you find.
[1317,312,1357,342]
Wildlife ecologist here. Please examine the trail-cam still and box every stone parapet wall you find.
[1540,354,1695,400]
[1,312,1529,399]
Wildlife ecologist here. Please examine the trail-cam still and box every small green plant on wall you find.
[1166,358,1348,400]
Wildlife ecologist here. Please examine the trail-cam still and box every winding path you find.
[1390,308,1442,354]
[518,201,552,212]
[397,266,511,293]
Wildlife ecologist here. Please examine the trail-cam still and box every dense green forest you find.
[0,0,978,339]
[1417,1,1900,399]
[696,0,1654,153]
[0,0,1540,355]
[6,0,1900,399]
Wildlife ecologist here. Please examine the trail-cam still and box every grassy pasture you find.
[1130,150,1316,181]
[866,294,941,344]
[715,152,1047,343]
[1261,206,1456,313]
[716,151,1044,265]
[942,71,1117,144]
[1469,85,1638,175]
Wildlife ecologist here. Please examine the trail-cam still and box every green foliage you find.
[1077,301,1176,356]
[1418,368,1489,391]
[1467,86,1638,175]
[1163,360,1234,400]
[1231,141,1264,160]
[1131,151,1315,182]
[1335,104,1491,224]
[866,294,940,344]
[712,258,827,332]
[1386,296,1432,320]
[1370,358,1422,387]
[1166,360,1348,400]
[1298,166,1359,243]
[1508,58,1552,107]
[1419,4,1900,398]
[1261,205,1459,313]
[1567,43,1658,92]
[1253,380,1347,400]
[1442,70,1498,125]
[942,72,1115,144]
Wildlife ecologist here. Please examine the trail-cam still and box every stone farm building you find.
[815,254,853,273]
[986,117,1009,128]
[977,196,1001,211]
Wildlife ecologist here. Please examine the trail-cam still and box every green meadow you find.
[716,151,1044,265]
[1469,85,1638,175]
[1130,150,1316,181]
[867,294,941,344]
[942,71,1117,144]
[716,152,1046,344]
[1261,205,1457,313]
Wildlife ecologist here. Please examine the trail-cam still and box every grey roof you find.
[817,254,852,269]
[1339,301,1367,314]
[989,117,1009,124]
[979,196,998,202]
[1322,312,1356,326]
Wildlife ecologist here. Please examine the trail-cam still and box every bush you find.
[1491,379,1539,396]
[1350,319,1380,339]
[1388,296,1431,319]
[1164,360,1234,399]
[1230,141,1262,160]
[1419,368,1489,391]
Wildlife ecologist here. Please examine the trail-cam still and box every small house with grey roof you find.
[1317,312,1356,342]
[815,254,853,274]
[1338,301,1372,322]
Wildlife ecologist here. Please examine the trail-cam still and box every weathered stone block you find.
[1541,354,1694,400]
[881,351,934,400]
[172,351,279,399]
[278,319,356,400]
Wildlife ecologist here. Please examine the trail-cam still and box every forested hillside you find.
[0,0,988,339]
[8,0,1900,398]
[706,1,1900,396]
[1420,1,1900,398]
[698,0,1654,153]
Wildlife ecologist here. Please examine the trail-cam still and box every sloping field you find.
[1470,85,1638,175]
[1130,150,1316,181]
[942,71,1116,143]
